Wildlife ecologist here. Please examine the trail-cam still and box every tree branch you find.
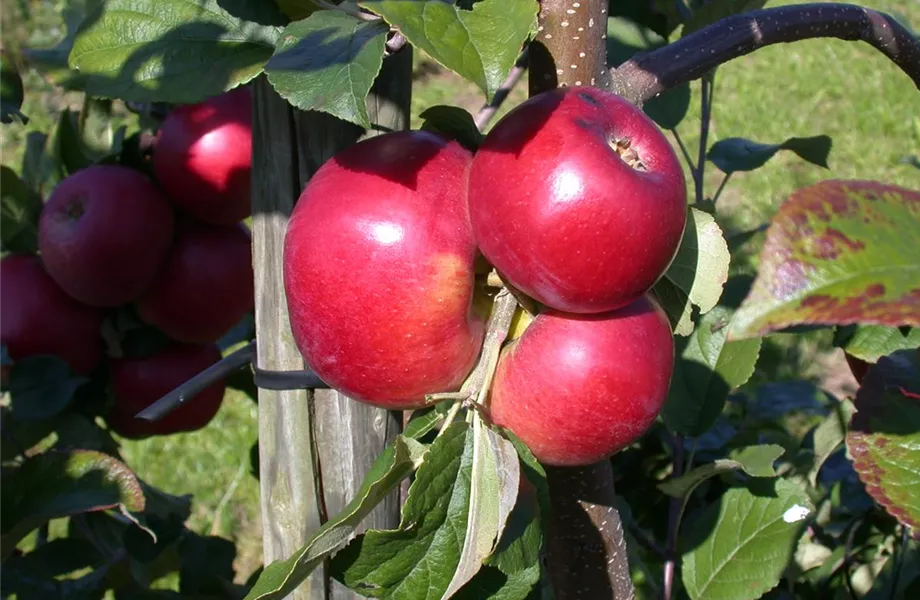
[545,463,635,599]
[612,3,920,105]
[527,2,635,597]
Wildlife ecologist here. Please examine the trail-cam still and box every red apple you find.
[154,87,252,225]
[38,165,176,307]
[489,294,674,466]
[0,255,105,375]
[137,220,254,344]
[468,86,687,314]
[106,342,225,438]
[283,130,484,409]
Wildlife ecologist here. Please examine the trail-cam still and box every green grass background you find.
[2,0,918,589]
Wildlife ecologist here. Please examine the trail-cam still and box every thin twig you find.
[629,522,668,559]
[612,3,920,105]
[712,172,733,204]
[662,436,686,600]
[460,288,518,403]
[842,518,863,600]
[670,129,696,172]
[474,48,529,131]
[209,456,248,536]
[684,437,699,474]
[695,73,714,204]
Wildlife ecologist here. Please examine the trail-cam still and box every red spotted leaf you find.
[846,349,920,538]
[728,180,920,340]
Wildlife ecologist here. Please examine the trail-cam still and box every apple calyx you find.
[610,137,647,171]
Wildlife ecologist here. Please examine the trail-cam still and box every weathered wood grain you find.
[252,77,325,600]
[252,47,412,599]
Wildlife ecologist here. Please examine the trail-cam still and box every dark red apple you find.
[468,86,687,314]
[489,294,674,466]
[137,220,254,344]
[0,255,105,375]
[106,342,225,438]
[38,165,175,307]
[283,130,484,409]
[153,87,252,225]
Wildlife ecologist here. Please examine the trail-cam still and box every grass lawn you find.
[2,0,918,591]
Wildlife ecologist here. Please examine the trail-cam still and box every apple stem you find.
[425,392,468,405]
[436,399,465,439]
[461,288,518,400]
[670,129,696,173]
[432,288,518,436]
[611,3,920,106]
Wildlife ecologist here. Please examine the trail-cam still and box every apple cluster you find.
[284,86,687,467]
[1,87,255,438]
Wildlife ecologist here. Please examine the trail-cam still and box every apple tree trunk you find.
[250,49,413,600]
[530,1,634,598]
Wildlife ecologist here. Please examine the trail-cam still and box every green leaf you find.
[265,11,389,128]
[8,356,89,423]
[52,97,121,176]
[682,0,769,37]
[1,50,27,124]
[653,207,730,336]
[79,96,119,157]
[275,0,322,20]
[605,16,690,130]
[728,181,920,339]
[244,434,429,600]
[68,0,286,103]
[331,421,472,598]
[681,478,814,600]
[0,165,42,254]
[808,398,855,488]
[659,444,785,498]
[453,564,541,600]
[3,537,103,579]
[707,135,831,175]
[420,105,484,152]
[663,305,762,435]
[443,417,520,598]
[834,325,920,363]
[1,449,145,560]
[451,429,547,599]
[846,349,920,534]
[360,0,538,100]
